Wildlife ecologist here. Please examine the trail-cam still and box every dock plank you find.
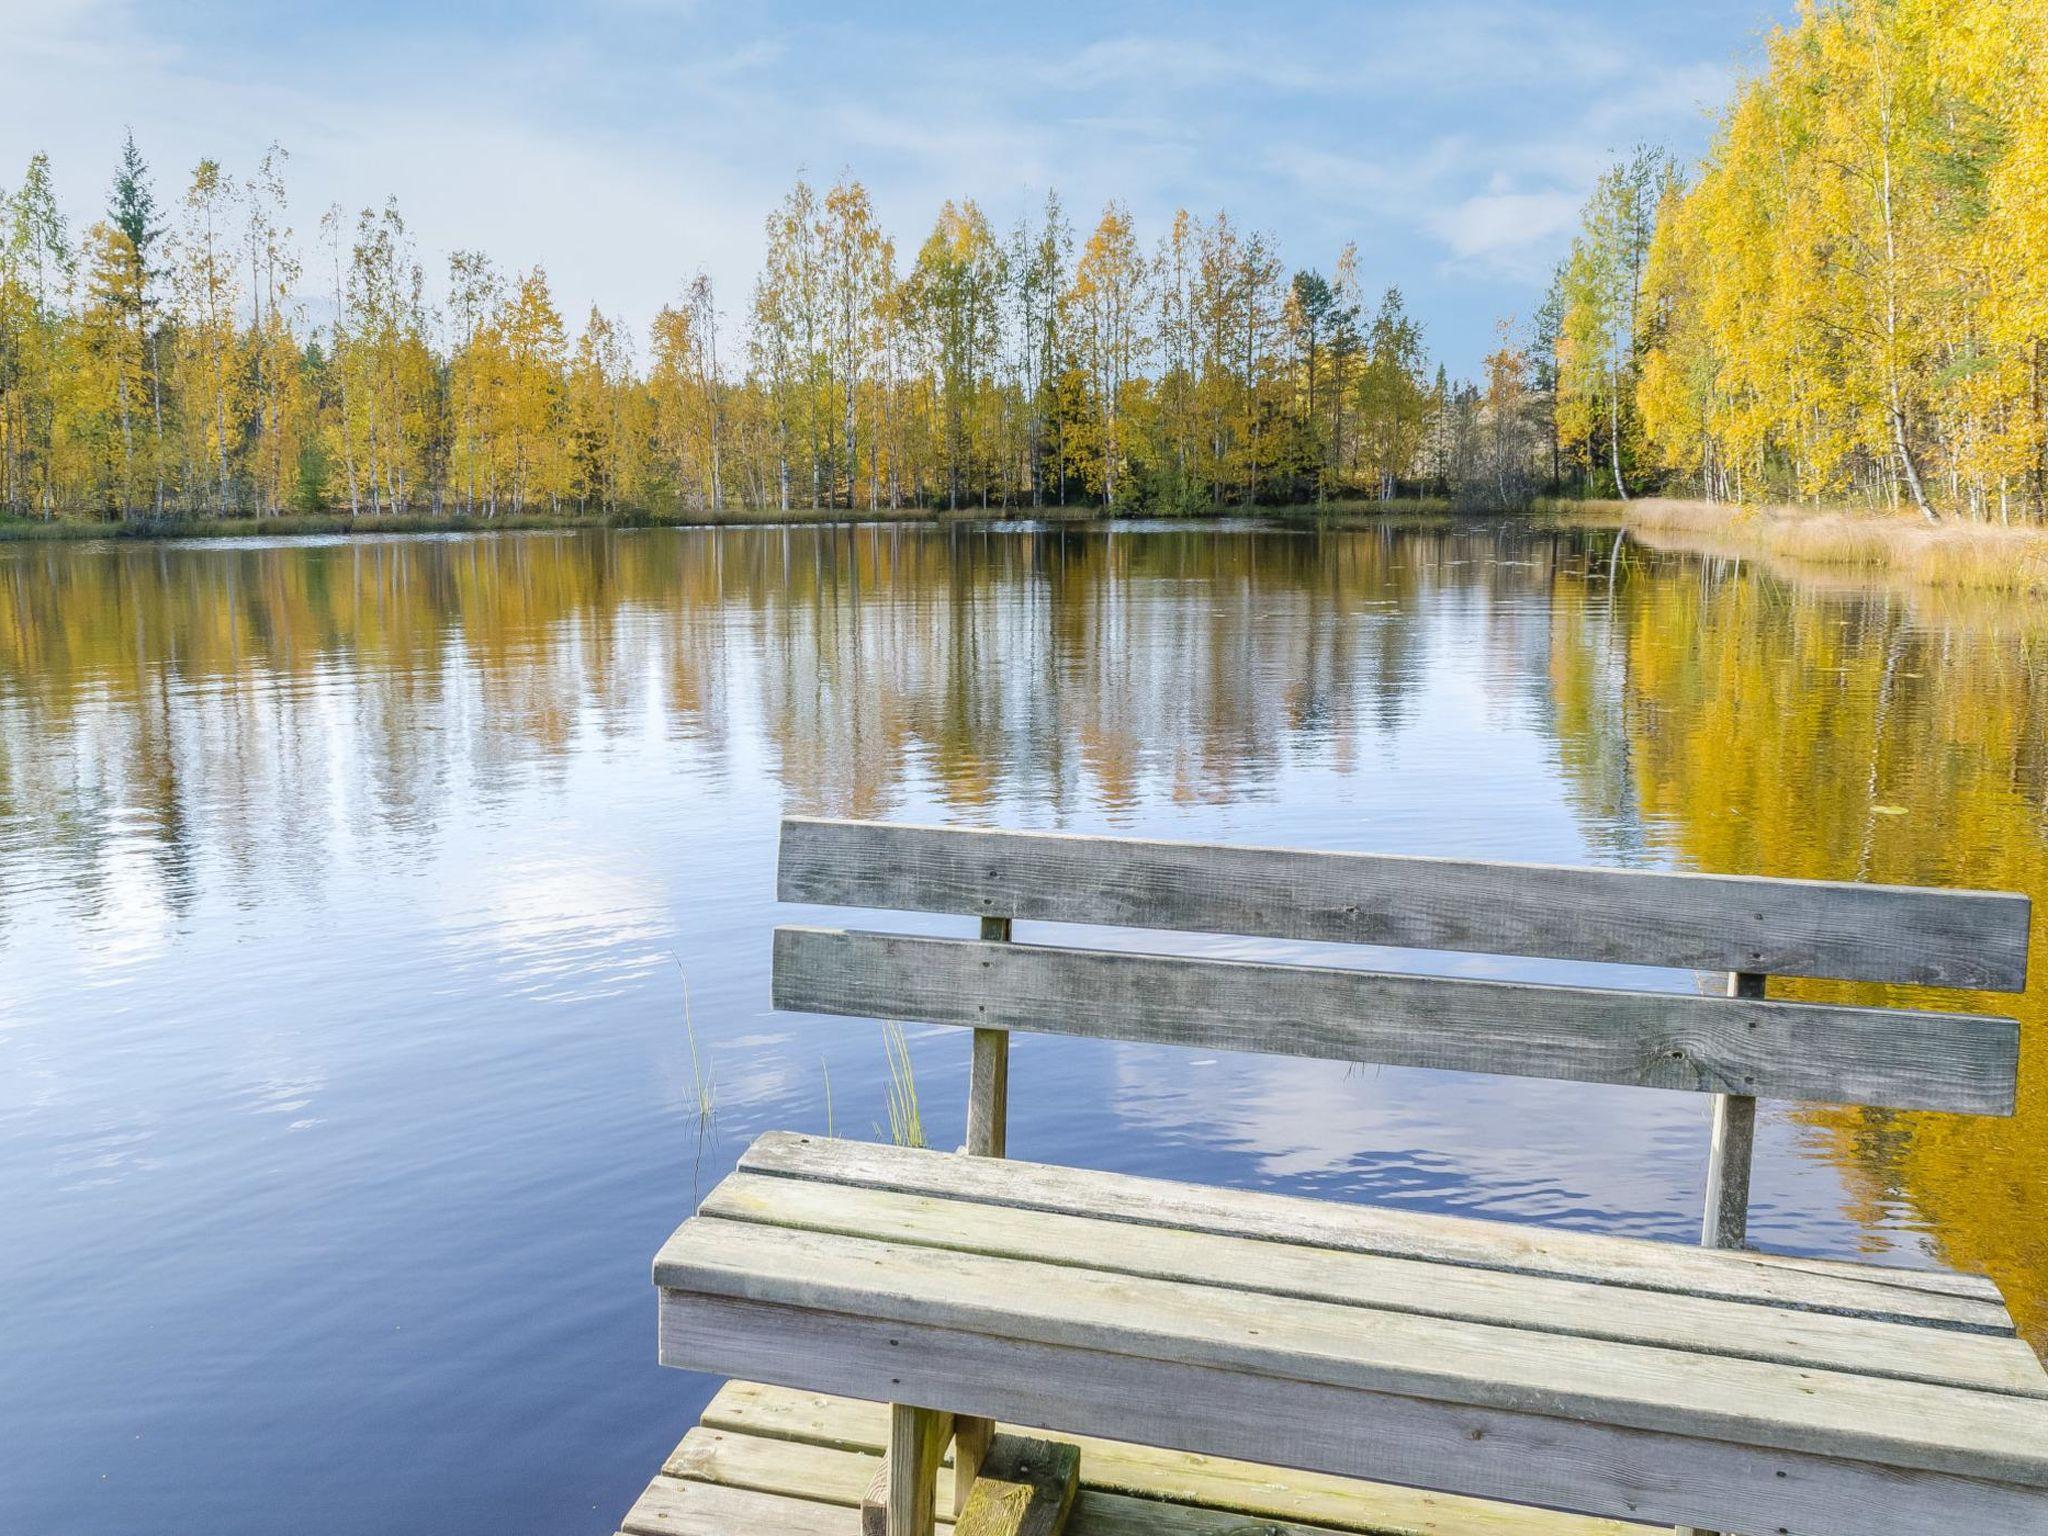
[622,1470,872,1536]
[698,1381,1652,1534]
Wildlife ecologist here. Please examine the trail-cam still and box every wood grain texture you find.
[966,916,1012,1159]
[621,1470,871,1536]
[696,1380,1651,1534]
[1699,1090,1756,1248]
[658,1292,2048,1536]
[659,1404,1632,1534]
[730,820,2039,1535]
[891,1404,954,1536]
[953,1435,1080,1536]
[1750,1252,2005,1302]
[956,915,1012,1487]
[954,1415,994,1520]
[864,1459,891,1536]
[1699,972,1766,1248]
[773,927,2021,1114]
[778,818,2032,990]
[1690,974,1766,1536]
[737,1132,2017,1335]
[656,1215,2048,1486]
[694,1174,2048,1398]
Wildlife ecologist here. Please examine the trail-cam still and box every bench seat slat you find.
[660,1292,2048,1536]
[696,1172,2047,1398]
[737,1133,2017,1335]
[772,927,2021,1114]
[779,819,2032,990]
[1745,1250,2009,1303]
[655,1212,2048,1488]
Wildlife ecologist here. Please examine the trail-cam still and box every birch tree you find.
[1069,202,1147,505]
[174,159,239,512]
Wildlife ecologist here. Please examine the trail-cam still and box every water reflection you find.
[1548,555,2048,1342]
[1,521,2044,1535]
[0,526,1532,911]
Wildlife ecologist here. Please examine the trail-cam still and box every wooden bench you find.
[652,817,2044,1536]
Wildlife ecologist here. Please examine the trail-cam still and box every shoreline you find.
[0,505,974,543]
[0,497,1469,544]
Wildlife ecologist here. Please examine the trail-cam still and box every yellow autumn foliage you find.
[1636,0,2048,520]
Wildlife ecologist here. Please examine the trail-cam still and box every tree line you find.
[1543,0,2048,522]
[0,141,1522,522]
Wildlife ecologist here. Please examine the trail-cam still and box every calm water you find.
[2,521,2043,1534]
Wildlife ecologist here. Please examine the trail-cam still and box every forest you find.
[7,0,2043,527]
[0,141,1531,522]
[1550,0,2048,522]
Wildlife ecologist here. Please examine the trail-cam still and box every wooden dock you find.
[618,1380,1652,1535]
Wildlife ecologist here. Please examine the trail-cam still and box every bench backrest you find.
[775,817,2026,1107]
[771,817,2028,1243]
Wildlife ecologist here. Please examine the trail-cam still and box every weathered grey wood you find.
[954,914,1012,1505]
[666,1426,926,1532]
[773,927,2021,1114]
[658,1215,2048,1485]
[864,1459,891,1536]
[660,1292,2048,1536]
[778,819,2032,990]
[1700,972,1765,1249]
[635,1459,1360,1536]
[1700,1092,1757,1248]
[966,916,1012,1159]
[1688,972,1767,1536]
[1750,1251,2005,1302]
[665,1405,1620,1534]
[697,1380,1647,1534]
[738,1132,2017,1335]
[891,1404,954,1536]
[623,1470,873,1536]
[953,1434,1080,1536]
[693,824,2040,1536]
[695,1174,2048,1397]
[642,1436,1415,1536]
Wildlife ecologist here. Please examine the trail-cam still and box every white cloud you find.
[1426,188,1583,276]
[1269,141,1471,206]
[1057,35,1342,94]
[1581,59,1735,145]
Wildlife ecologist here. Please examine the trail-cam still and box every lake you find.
[2,520,2042,1534]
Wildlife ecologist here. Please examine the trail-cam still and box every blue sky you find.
[3,0,1777,374]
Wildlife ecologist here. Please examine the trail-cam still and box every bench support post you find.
[952,914,1013,1513]
[966,915,1012,1159]
[1681,968,1765,1536]
[1701,970,1764,1250]
[884,1403,953,1536]
[953,1413,994,1516]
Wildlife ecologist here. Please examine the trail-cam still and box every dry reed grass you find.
[1591,498,2048,597]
